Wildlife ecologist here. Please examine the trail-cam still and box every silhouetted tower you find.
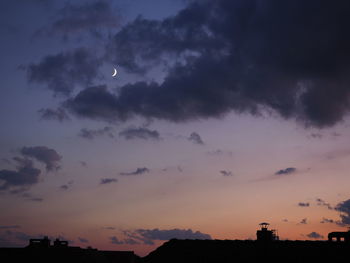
[256,223,279,242]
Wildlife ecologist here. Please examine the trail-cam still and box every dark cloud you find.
[124,238,140,245]
[60,185,69,190]
[298,202,310,207]
[306,232,324,239]
[65,85,120,121]
[320,218,335,224]
[119,127,161,141]
[78,237,89,243]
[309,133,323,139]
[122,230,154,245]
[38,108,70,122]
[36,0,120,40]
[80,161,87,167]
[335,199,350,225]
[299,218,308,225]
[110,236,124,245]
[0,225,20,230]
[188,132,204,145]
[120,167,150,176]
[100,178,118,185]
[275,167,296,176]
[118,228,211,246]
[316,198,333,210]
[60,180,73,191]
[0,230,39,246]
[27,48,102,96]
[78,126,114,140]
[0,157,41,191]
[59,0,350,127]
[135,228,212,242]
[110,234,141,245]
[220,170,233,177]
[21,192,43,202]
[20,146,62,172]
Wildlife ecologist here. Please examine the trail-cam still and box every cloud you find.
[103,227,116,230]
[306,232,324,239]
[188,132,204,145]
[100,178,118,185]
[20,146,62,172]
[110,234,141,245]
[0,230,40,246]
[60,180,73,191]
[117,228,211,246]
[320,218,335,224]
[20,192,44,202]
[135,228,212,243]
[335,199,350,225]
[78,237,89,243]
[56,0,350,127]
[309,133,323,139]
[64,85,120,121]
[298,202,310,207]
[110,236,124,245]
[119,127,161,141]
[36,0,120,40]
[78,126,114,140]
[27,48,102,96]
[0,157,41,191]
[38,108,70,122]
[275,167,296,176]
[60,185,69,190]
[299,218,308,225]
[120,167,150,176]
[0,225,20,230]
[316,198,333,210]
[80,161,87,167]
[220,170,233,176]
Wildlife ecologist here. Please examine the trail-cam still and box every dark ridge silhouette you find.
[0,237,138,263]
[141,239,350,263]
[140,224,350,263]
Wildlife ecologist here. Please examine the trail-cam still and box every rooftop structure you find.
[256,222,279,242]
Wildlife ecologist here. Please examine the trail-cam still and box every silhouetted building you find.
[53,238,68,248]
[3,236,138,263]
[256,222,279,242]
[27,237,70,248]
[328,230,350,243]
[28,236,51,248]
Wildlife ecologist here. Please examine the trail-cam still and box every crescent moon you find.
[112,68,117,77]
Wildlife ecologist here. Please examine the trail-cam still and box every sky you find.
[1,0,350,256]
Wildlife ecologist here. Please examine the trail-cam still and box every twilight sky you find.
[1,0,350,256]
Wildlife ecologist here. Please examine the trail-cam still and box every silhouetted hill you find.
[0,247,138,263]
[141,239,350,263]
